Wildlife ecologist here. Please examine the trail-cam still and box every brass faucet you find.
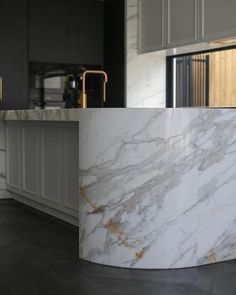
[79,70,108,108]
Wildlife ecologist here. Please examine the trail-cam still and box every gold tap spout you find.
[79,70,108,109]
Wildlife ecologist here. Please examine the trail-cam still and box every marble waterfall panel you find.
[79,109,236,269]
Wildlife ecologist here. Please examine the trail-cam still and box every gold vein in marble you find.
[79,181,105,214]
[207,250,217,264]
[104,219,146,261]
[105,219,132,249]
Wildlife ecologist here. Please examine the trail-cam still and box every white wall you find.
[0,121,11,199]
[126,0,166,108]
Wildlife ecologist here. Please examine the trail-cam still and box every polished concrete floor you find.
[1,198,236,295]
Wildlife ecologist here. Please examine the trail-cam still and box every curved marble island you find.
[79,108,236,269]
[1,108,236,269]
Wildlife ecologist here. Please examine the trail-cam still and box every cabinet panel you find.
[40,126,60,205]
[201,0,236,41]
[138,0,165,53]
[29,0,67,63]
[6,122,79,222]
[30,0,104,65]
[61,127,79,214]
[22,124,38,199]
[167,0,198,47]
[0,27,28,110]
[0,0,27,28]
[66,0,104,65]
[6,124,21,190]
[0,121,5,150]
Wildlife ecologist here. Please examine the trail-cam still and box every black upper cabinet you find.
[29,0,67,63]
[29,0,104,66]
[0,0,28,110]
[0,0,28,28]
[0,27,28,110]
[67,0,104,65]
[104,0,125,107]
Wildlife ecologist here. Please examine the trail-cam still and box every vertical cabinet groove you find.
[138,0,236,53]
[6,122,79,219]
[22,124,38,199]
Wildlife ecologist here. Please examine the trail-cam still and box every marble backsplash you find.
[79,108,236,269]
[126,0,166,108]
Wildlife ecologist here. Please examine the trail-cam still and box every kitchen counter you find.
[0,109,82,121]
[1,108,236,269]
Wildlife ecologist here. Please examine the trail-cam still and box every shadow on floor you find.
[0,199,236,295]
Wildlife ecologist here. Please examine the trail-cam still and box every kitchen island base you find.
[1,108,236,269]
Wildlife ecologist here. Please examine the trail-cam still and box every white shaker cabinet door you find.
[61,126,79,216]
[39,124,61,208]
[138,0,165,53]
[6,123,21,191]
[22,123,39,200]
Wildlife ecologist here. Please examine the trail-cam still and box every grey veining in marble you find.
[79,108,236,269]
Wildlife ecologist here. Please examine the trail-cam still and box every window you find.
[167,47,236,108]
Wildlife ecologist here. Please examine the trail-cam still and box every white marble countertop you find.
[0,109,82,121]
[1,108,233,122]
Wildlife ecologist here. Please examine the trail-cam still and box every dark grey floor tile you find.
[0,199,236,295]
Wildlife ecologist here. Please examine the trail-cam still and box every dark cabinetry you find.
[0,0,105,110]
[104,0,124,107]
[0,0,28,28]
[29,0,104,65]
[29,0,67,63]
[0,0,28,110]
[67,0,103,65]
[0,27,28,110]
